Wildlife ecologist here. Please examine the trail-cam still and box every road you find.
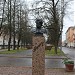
[62,47,75,60]
[62,47,75,68]
[0,47,75,68]
[0,49,65,68]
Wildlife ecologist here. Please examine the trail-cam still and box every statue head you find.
[35,19,43,30]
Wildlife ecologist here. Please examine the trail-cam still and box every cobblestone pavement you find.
[0,67,75,75]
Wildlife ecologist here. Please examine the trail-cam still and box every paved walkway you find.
[0,48,75,75]
[0,49,73,68]
[0,49,67,59]
[0,50,67,68]
[0,67,75,75]
[0,54,67,59]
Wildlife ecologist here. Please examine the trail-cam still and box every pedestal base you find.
[32,36,45,75]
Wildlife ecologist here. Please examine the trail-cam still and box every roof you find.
[65,26,75,34]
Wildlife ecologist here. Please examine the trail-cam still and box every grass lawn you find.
[0,48,27,54]
[0,47,64,56]
[45,47,65,56]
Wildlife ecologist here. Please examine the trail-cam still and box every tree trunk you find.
[0,0,6,31]
[54,39,58,54]
[17,39,20,50]
[24,41,26,48]
[17,5,22,50]
[8,37,11,51]
[55,45,57,54]
[8,0,12,51]
[13,0,16,50]
[13,36,16,50]
[2,36,5,49]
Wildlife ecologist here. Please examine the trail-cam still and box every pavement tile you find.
[0,67,75,75]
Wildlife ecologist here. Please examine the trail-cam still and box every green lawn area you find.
[45,47,64,56]
[0,47,64,55]
[0,48,27,54]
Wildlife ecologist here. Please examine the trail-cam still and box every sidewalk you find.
[0,49,74,75]
[0,50,70,68]
[0,66,74,75]
[0,54,67,58]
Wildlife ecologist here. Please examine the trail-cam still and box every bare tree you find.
[12,0,16,50]
[0,0,6,35]
[31,0,73,54]
[8,0,12,51]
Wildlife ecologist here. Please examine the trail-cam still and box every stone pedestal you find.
[32,35,45,75]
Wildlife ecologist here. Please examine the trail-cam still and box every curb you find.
[0,55,68,59]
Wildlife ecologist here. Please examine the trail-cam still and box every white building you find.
[0,35,18,49]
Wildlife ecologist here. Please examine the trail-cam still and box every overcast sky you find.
[62,0,74,41]
[24,0,75,41]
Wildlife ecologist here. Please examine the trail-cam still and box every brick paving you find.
[0,67,75,75]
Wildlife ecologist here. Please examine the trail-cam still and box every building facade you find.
[0,35,18,49]
[66,26,75,47]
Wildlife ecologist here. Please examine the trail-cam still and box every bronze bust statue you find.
[36,19,43,30]
[35,19,43,34]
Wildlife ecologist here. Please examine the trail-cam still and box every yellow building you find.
[66,26,75,47]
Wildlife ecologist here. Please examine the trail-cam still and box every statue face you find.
[36,19,43,29]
